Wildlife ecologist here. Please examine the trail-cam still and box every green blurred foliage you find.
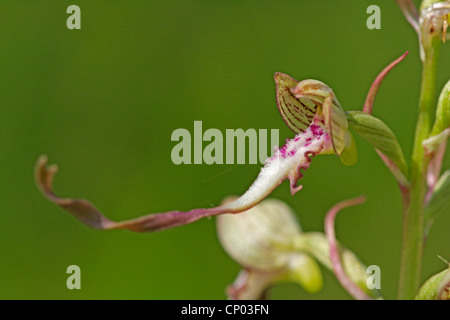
[0,0,448,299]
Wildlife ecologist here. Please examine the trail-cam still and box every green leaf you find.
[425,170,450,233]
[345,111,408,178]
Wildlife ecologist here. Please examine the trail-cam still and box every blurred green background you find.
[0,0,448,300]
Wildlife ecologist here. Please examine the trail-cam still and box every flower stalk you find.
[398,0,446,300]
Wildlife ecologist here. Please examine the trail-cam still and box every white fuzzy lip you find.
[223,120,332,213]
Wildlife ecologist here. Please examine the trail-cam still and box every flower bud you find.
[416,267,450,300]
[419,0,450,59]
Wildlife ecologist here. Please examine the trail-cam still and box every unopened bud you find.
[419,0,450,59]
[416,267,450,300]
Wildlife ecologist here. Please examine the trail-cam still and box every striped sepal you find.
[275,73,317,134]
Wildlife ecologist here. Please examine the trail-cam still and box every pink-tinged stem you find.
[395,0,420,35]
[363,51,409,115]
[325,196,372,300]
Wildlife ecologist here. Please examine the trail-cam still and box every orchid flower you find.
[416,0,450,60]
[217,197,323,300]
[396,0,450,61]
[35,53,409,233]
[35,73,351,232]
[419,0,450,43]
[395,0,420,36]
[217,197,382,300]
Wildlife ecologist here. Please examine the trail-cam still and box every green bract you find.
[295,232,382,299]
[346,111,409,184]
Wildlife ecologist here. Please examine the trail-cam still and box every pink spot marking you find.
[310,124,323,138]
[279,145,287,158]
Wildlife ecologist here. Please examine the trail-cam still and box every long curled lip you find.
[35,117,332,233]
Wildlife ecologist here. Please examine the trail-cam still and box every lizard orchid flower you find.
[35,74,351,232]
[217,197,381,300]
[35,53,408,233]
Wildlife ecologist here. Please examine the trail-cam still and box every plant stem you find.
[398,41,440,300]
